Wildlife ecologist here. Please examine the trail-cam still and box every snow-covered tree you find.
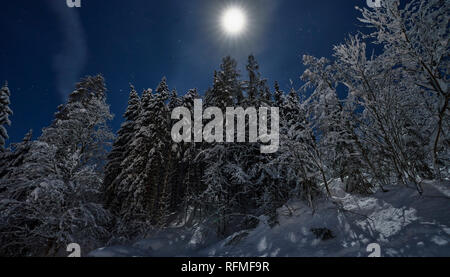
[172,88,203,218]
[267,88,323,209]
[40,75,114,171]
[357,0,449,178]
[114,77,173,231]
[206,56,243,108]
[200,57,260,235]
[244,55,263,105]
[0,130,33,182]
[104,85,141,211]
[243,55,273,108]
[168,88,182,110]
[0,81,13,152]
[0,75,114,256]
[112,88,154,238]
[302,55,374,194]
[301,17,444,194]
[333,34,431,192]
[146,77,173,225]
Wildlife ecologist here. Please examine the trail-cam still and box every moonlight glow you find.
[221,7,247,35]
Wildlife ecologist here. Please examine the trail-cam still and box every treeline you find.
[103,55,308,239]
[0,0,448,256]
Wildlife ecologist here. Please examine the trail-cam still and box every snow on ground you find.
[89,180,450,257]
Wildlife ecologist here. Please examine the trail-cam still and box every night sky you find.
[0,0,363,145]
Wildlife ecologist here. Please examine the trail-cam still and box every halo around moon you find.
[221,7,247,35]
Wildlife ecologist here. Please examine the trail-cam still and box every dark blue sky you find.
[0,0,364,144]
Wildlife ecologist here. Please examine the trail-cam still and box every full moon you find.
[221,7,247,35]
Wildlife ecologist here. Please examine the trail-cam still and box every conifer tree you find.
[0,82,13,152]
[172,88,202,216]
[245,55,262,105]
[244,55,271,106]
[0,130,33,180]
[206,56,243,108]
[115,78,173,227]
[0,76,113,256]
[104,85,141,210]
[273,81,284,108]
[149,77,173,225]
[114,88,154,233]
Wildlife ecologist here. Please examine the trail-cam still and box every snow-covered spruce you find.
[0,82,13,152]
[0,75,114,256]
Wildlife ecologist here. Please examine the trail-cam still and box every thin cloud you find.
[46,0,87,100]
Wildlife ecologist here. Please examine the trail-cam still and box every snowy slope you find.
[89,180,450,257]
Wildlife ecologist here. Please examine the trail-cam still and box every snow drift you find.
[89,180,450,257]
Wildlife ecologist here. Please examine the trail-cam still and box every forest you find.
[0,0,448,256]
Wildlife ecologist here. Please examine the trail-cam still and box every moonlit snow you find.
[89,180,450,257]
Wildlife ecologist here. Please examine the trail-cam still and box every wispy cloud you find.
[46,0,87,100]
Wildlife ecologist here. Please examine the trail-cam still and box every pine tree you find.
[201,57,244,235]
[273,81,284,107]
[169,88,182,110]
[245,55,262,105]
[114,88,154,234]
[104,85,141,211]
[260,79,273,106]
[172,88,201,217]
[40,75,114,172]
[202,57,278,235]
[115,78,173,229]
[242,57,277,219]
[0,130,33,180]
[0,76,114,256]
[268,87,322,208]
[206,56,243,108]
[0,82,13,152]
[149,77,173,225]
[244,55,271,107]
